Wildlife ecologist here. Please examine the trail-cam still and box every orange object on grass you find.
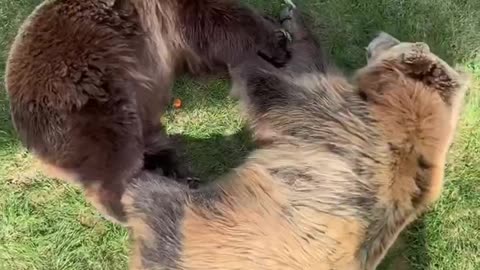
[173,98,182,109]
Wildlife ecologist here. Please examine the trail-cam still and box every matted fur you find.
[5,0,290,223]
[122,6,469,270]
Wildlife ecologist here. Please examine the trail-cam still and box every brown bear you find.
[5,0,290,223]
[121,4,469,270]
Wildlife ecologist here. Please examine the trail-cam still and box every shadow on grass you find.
[404,219,431,270]
[378,218,430,270]
[171,127,255,180]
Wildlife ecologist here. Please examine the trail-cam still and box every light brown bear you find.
[121,4,469,270]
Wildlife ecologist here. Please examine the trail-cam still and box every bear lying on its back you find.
[122,4,469,270]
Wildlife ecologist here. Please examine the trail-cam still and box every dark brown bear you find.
[5,0,290,223]
[121,4,469,270]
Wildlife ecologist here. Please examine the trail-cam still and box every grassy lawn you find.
[0,0,479,269]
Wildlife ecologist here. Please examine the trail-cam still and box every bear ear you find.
[374,32,401,43]
[366,32,401,62]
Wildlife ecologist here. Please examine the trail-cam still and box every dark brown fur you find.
[5,0,290,223]
[122,6,469,269]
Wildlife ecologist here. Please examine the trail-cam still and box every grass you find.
[0,0,479,269]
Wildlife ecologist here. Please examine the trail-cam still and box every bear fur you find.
[122,6,469,270]
[5,0,290,223]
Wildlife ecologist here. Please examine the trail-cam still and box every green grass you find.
[0,0,479,269]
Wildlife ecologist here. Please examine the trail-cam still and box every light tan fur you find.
[180,161,366,270]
